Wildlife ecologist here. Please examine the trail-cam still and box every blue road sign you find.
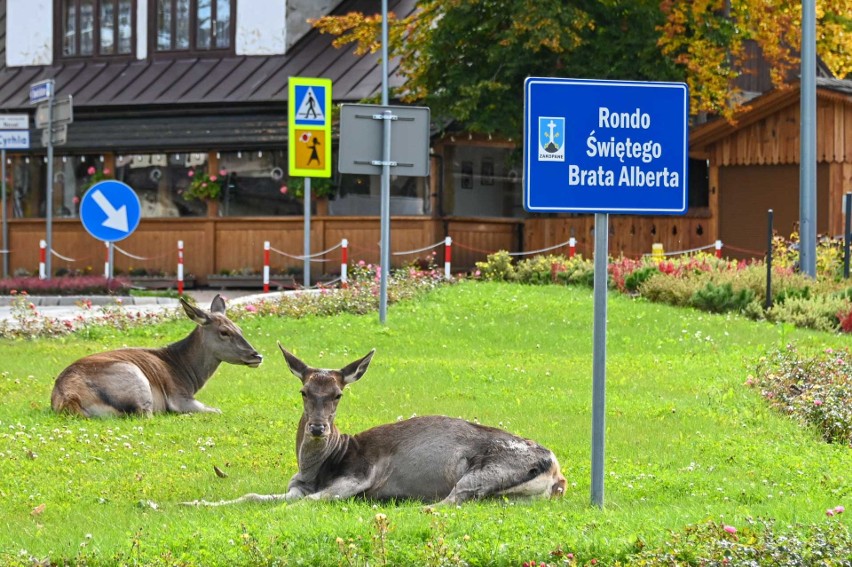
[79,180,141,242]
[524,77,689,215]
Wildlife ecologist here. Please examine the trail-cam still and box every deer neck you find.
[163,328,222,394]
[295,414,348,482]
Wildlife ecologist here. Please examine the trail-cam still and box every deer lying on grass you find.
[51,295,262,418]
[185,344,566,506]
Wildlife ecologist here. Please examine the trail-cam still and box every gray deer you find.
[186,344,566,505]
[51,295,262,418]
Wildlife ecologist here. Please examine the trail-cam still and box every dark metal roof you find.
[0,0,414,112]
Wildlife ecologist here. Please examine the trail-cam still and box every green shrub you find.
[689,281,755,313]
[624,265,658,293]
[555,256,595,287]
[765,295,850,333]
[475,250,516,282]
[514,254,565,285]
[637,272,704,307]
[751,345,852,446]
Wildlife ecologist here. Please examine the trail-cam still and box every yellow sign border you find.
[288,77,332,178]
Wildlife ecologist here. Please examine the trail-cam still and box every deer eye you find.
[218,330,230,339]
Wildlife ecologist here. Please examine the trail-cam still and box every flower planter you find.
[130,275,196,290]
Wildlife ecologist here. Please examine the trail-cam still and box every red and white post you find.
[177,240,185,295]
[715,239,723,259]
[569,237,577,259]
[39,239,47,280]
[444,236,452,280]
[263,241,270,293]
[340,238,349,288]
[104,242,110,278]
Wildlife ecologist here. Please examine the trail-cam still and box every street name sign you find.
[29,80,54,105]
[338,104,431,177]
[288,77,332,178]
[0,131,30,149]
[524,77,688,215]
[0,113,30,149]
[80,180,141,242]
[0,114,29,129]
[35,95,74,128]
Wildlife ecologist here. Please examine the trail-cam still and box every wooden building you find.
[0,0,523,283]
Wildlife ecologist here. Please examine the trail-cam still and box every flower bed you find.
[0,276,131,296]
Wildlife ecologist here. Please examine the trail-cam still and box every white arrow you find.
[91,189,129,232]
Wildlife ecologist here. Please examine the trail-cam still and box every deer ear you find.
[180,297,211,325]
[278,342,310,382]
[210,294,227,314]
[340,349,375,385]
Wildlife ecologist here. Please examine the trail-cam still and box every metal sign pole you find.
[108,241,115,281]
[379,110,392,323]
[1,148,7,278]
[45,92,55,279]
[303,177,311,288]
[590,212,609,508]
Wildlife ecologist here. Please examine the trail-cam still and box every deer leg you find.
[181,486,307,507]
[305,476,374,501]
[172,397,222,414]
[438,458,558,505]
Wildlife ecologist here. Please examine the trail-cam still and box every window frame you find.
[150,0,236,58]
[55,0,137,61]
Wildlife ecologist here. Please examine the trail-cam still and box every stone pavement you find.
[0,289,285,326]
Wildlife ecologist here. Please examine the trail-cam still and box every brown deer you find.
[185,344,566,506]
[51,295,262,418]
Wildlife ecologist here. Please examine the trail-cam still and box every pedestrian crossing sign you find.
[289,77,332,178]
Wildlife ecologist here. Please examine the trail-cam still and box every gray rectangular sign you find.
[41,124,68,146]
[36,95,73,128]
[338,104,430,177]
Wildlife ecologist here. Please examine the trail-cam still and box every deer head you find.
[278,343,374,438]
[181,296,263,367]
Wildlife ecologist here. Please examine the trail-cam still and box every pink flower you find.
[723,525,737,534]
[72,196,80,204]
[280,186,288,195]
[814,399,823,406]
[87,166,96,175]
[209,175,217,182]
[827,509,835,517]
[245,304,257,313]
[188,170,195,178]
[836,505,845,514]
[103,168,111,175]
[201,183,207,188]
[219,169,227,176]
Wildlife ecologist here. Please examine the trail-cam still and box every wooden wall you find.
[525,213,713,259]
[3,216,520,282]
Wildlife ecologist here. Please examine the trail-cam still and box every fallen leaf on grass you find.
[31,504,46,516]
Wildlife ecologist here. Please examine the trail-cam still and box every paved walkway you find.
[0,289,284,325]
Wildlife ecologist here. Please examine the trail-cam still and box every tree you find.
[313,0,677,140]
[658,0,852,121]
[314,0,852,136]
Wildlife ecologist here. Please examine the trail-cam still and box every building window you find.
[59,0,134,58]
[154,0,233,54]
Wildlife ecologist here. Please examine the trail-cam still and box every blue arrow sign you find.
[79,180,141,242]
[524,77,689,215]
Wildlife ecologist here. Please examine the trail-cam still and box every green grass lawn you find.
[0,282,850,565]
